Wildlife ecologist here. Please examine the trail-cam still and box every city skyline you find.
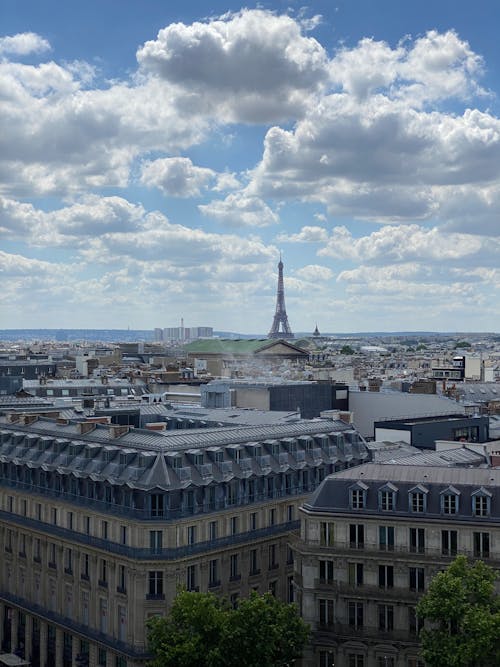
[2,1,500,333]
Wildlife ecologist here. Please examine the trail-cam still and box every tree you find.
[147,590,227,667]
[147,590,310,667]
[455,341,472,348]
[340,345,355,355]
[416,556,500,667]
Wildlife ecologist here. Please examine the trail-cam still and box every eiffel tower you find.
[268,255,294,339]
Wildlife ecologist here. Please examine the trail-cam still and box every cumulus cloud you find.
[199,192,279,227]
[0,32,51,56]
[140,157,215,197]
[137,9,329,123]
[277,225,329,243]
[318,224,498,265]
[295,264,333,281]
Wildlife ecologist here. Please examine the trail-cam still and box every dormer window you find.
[441,486,460,515]
[472,487,492,517]
[378,483,398,512]
[409,485,429,513]
[349,481,368,510]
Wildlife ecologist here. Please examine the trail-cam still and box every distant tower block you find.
[268,256,294,339]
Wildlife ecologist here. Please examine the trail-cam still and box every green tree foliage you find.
[416,556,500,667]
[455,341,472,348]
[147,590,310,667]
[340,345,355,355]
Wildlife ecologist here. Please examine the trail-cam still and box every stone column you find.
[55,627,63,667]
[71,634,79,666]
[39,620,48,667]
[10,608,18,654]
[24,614,33,663]
[88,642,97,667]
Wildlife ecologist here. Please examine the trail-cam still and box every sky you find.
[1,1,500,334]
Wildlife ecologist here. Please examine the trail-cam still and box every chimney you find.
[20,415,38,425]
[56,418,70,425]
[6,413,20,423]
[109,425,129,439]
[77,422,97,435]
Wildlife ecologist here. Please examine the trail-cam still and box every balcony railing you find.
[0,509,299,561]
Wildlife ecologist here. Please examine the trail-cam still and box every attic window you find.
[349,482,368,510]
[441,486,460,515]
[472,487,492,517]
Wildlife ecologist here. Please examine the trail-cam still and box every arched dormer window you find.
[408,484,429,513]
[440,485,460,515]
[378,482,398,511]
[349,481,368,510]
[471,487,492,517]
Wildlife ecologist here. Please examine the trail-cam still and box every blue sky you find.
[1,1,500,333]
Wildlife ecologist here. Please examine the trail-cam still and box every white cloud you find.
[295,264,333,281]
[277,226,329,243]
[140,157,215,197]
[318,224,497,265]
[136,9,329,123]
[199,191,279,227]
[0,32,51,56]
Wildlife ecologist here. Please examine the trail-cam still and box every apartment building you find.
[294,463,500,667]
[0,413,368,666]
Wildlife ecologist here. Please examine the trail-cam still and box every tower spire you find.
[268,256,294,339]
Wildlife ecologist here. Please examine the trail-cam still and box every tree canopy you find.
[340,344,355,355]
[147,590,310,667]
[416,556,500,667]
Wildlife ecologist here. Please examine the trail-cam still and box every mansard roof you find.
[0,415,367,492]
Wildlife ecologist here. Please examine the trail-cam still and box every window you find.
[319,650,335,667]
[379,526,394,551]
[380,490,395,511]
[378,604,394,631]
[150,530,162,553]
[151,494,164,518]
[209,521,218,541]
[101,520,108,540]
[319,599,334,626]
[84,516,91,535]
[120,526,127,545]
[473,493,490,517]
[319,560,334,584]
[36,503,42,521]
[473,532,490,558]
[250,549,259,575]
[67,512,73,529]
[187,525,197,545]
[99,559,108,586]
[249,513,257,531]
[287,575,294,603]
[209,559,219,587]
[349,524,364,549]
[65,548,73,574]
[186,565,197,591]
[408,658,425,667]
[268,544,278,569]
[230,554,240,580]
[441,490,459,515]
[118,565,126,593]
[51,508,57,525]
[230,516,239,535]
[81,553,90,580]
[441,530,458,556]
[320,522,335,547]
[409,527,425,554]
[348,655,364,667]
[287,504,294,521]
[98,648,107,666]
[269,508,276,526]
[269,580,277,596]
[410,491,426,513]
[34,538,41,562]
[348,601,363,628]
[148,571,163,598]
[49,542,56,567]
[350,488,365,509]
[409,607,424,636]
[230,593,239,608]
[409,567,425,592]
[377,658,395,667]
[348,563,363,587]
[378,565,394,589]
